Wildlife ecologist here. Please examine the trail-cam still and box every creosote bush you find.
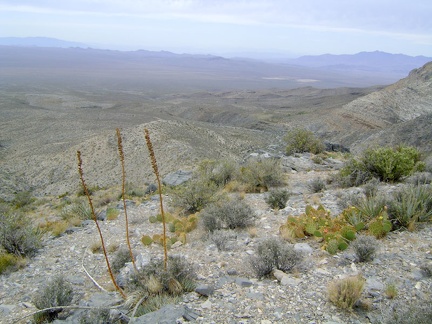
[249,238,302,278]
[338,145,425,187]
[33,276,74,323]
[351,235,378,262]
[284,128,325,155]
[201,198,256,232]
[265,189,290,209]
[328,275,365,309]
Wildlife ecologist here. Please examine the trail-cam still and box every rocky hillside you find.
[1,154,431,324]
[318,62,432,152]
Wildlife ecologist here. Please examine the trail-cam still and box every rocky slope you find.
[0,156,431,324]
[318,61,432,152]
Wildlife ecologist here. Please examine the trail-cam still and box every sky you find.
[1,0,431,58]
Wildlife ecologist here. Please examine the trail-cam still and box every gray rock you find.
[0,305,16,316]
[129,304,186,324]
[195,284,215,297]
[227,269,238,276]
[116,200,136,209]
[163,170,193,186]
[97,209,107,221]
[235,277,253,287]
[294,243,314,255]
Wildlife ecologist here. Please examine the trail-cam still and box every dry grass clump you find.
[328,275,365,309]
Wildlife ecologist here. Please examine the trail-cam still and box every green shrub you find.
[387,184,432,230]
[337,158,373,187]
[0,252,19,274]
[265,189,290,209]
[79,309,111,324]
[12,191,35,208]
[33,276,74,323]
[171,178,219,213]
[201,198,256,232]
[351,235,378,262]
[60,201,92,221]
[284,128,325,155]
[197,159,238,187]
[362,145,424,182]
[362,178,380,198]
[249,238,303,278]
[328,275,365,309]
[0,212,42,257]
[239,158,284,192]
[337,145,424,186]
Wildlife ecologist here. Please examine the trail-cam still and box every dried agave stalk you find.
[144,128,168,270]
[77,151,126,298]
[116,128,138,273]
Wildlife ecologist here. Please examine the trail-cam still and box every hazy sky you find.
[1,0,431,58]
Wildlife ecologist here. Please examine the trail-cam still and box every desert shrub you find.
[249,238,302,278]
[284,128,325,155]
[328,275,365,309]
[387,184,432,230]
[265,189,290,209]
[307,177,326,193]
[12,191,35,208]
[362,178,380,198]
[127,256,196,316]
[197,159,238,187]
[111,246,132,274]
[208,229,236,251]
[0,252,19,274]
[60,201,93,220]
[171,178,219,213]
[351,235,378,262]
[33,276,74,323]
[201,198,255,232]
[337,158,373,187]
[336,190,364,210]
[239,158,284,192]
[420,262,432,277]
[0,212,42,257]
[79,309,111,324]
[405,172,432,185]
[124,182,146,198]
[362,145,424,182]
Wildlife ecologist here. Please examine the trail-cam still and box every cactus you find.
[141,235,153,246]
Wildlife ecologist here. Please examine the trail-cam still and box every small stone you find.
[235,277,253,287]
[171,241,183,249]
[201,300,212,309]
[227,269,238,276]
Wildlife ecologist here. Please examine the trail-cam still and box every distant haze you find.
[0,1,431,58]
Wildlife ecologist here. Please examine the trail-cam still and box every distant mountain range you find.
[286,51,432,74]
[0,37,88,48]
